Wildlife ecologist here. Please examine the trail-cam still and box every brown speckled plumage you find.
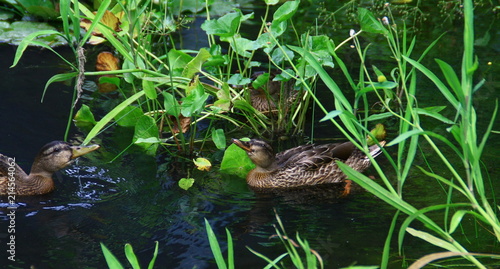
[232,138,385,189]
[0,141,99,196]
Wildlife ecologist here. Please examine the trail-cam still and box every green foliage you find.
[101,241,159,269]
[179,178,195,190]
[305,1,500,268]
[220,141,255,178]
[205,213,324,269]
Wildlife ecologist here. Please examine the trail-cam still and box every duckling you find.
[232,138,385,189]
[0,141,100,196]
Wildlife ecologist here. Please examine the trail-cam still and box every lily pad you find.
[0,10,15,21]
[0,21,67,46]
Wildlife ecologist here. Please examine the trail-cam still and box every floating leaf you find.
[194,158,212,171]
[179,178,195,190]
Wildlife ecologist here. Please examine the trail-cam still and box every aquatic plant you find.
[205,212,324,269]
[304,1,499,267]
[101,241,158,269]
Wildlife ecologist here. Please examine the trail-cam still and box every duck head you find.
[31,141,100,174]
[231,138,275,169]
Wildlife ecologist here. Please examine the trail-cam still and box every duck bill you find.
[70,144,100,159]
[231,138,251,152]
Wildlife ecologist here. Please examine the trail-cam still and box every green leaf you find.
[271,46,294,65]
[212,129,226,149]
[214,83,231,111]
[273,0,299,23]
[147,241,159,269]
[406,228,458,252]
[42,72,78,102]
[220,142,255,178]
[205,219,228,269]
[83,91,146,145]
[100,243,124,269]
[449,210,468,234]
[227,73,251,86]
[181,83,209,117]
[74,104,97,125]
[227,36,259,58]
[179,178,195,190]
[115,106,144,127]
[320,110,342,122]
[357,8,388,35]
[201,11,242,38]
[194,158,212,171]
[163,92,181,117]
[435,59,464,103]
[265,0,279,5]
[168,49,193,76]
[133,115,159,155]
[10,29,60,68]
[142,78,157,99]
[124,244,140,269]
[415,107,454,124]
[403,56,459,109]
[252,73,270,90]
[182,48,212,79]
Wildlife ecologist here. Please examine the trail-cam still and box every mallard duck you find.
[232,138,385,189]
[248,71,301,114]
[0,141,100,196]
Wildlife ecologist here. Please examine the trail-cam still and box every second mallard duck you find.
[0,141,100,196]
[232,138,385,189]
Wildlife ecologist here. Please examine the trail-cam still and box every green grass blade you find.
[247,247,286,269]
[78,0,112,46]
[226,228,234,269]
[435,59,465,104]
[11,30,63,68]
[83,91,146,145]
[124,244,141,269]
[402,56,459,109]
[100,243,124,269]
[381,211,399,268]
[42,72,79,102]
[204,219,227,269]
[289,45,353,112]
[147,241,159,269]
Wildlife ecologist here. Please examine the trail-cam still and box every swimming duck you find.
[0,141,100,196]
[232,138,385,189]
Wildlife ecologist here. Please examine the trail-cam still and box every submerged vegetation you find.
[5,0,499,267]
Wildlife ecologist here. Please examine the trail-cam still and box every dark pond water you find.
[1,2,500,269]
